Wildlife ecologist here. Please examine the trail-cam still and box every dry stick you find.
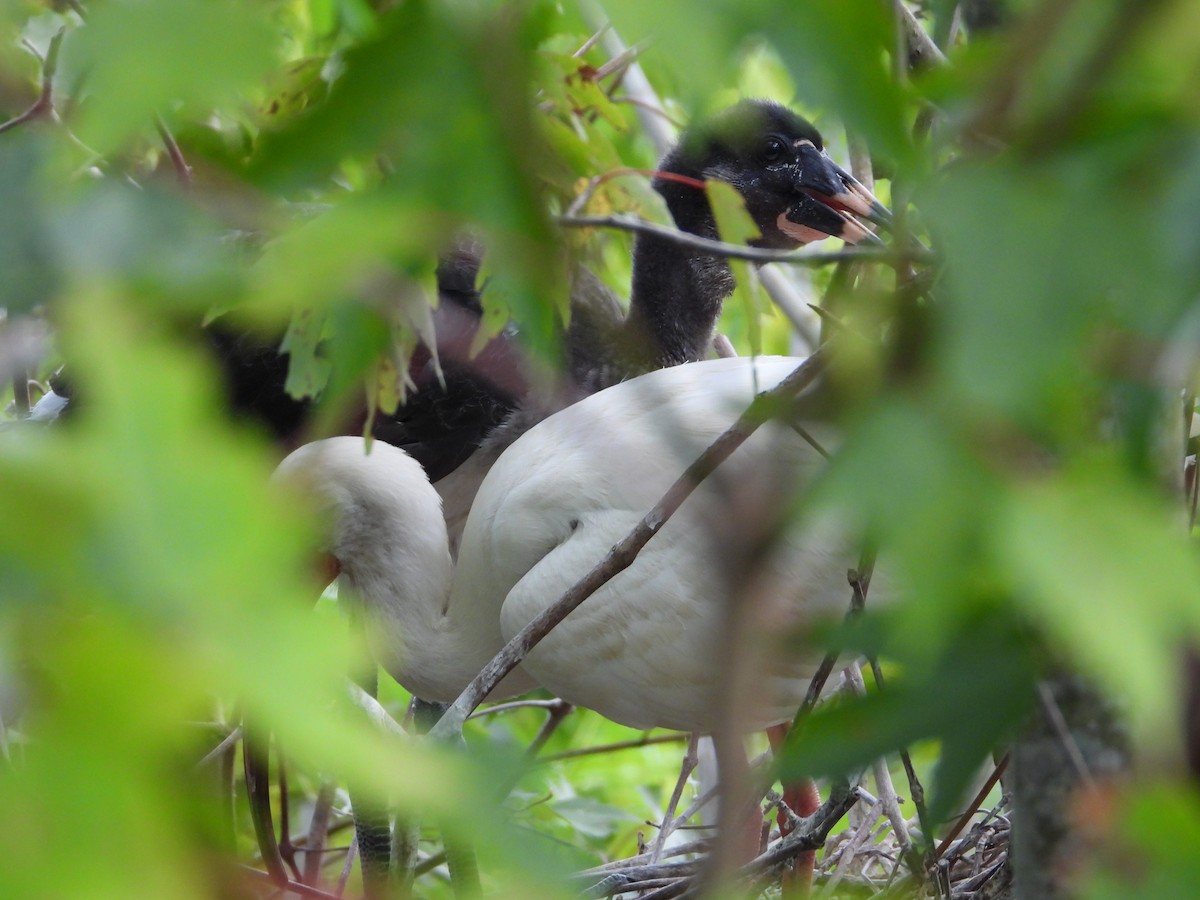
[336,834,358,898]
[843,664,913,863]
[867,647,933,872]
[651,734,701,862]
[817,795,884,898]
[303,780,339,887]
[698,779,857,900]
[430,347,831,742]
[584,840,711,878]
[0,28,65,135]
[933,754,1009,860]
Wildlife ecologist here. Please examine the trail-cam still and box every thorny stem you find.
[0,29,65,135]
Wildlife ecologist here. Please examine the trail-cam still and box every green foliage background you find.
[2,0,1200,896]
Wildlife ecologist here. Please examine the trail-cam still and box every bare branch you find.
[895,2,948,69]
[557,213,915,266]
[742,779,858,881]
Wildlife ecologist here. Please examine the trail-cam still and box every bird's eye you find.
[762,136,788,163]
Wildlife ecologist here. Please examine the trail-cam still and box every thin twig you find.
[336,833,357,897]
[576,0,675,155]
[195,726,242,769]
[430,348,831,740]
[0,28,65,135]
[558,213,915,266]
[743,779,859,880]
[934,755,1009,859]
[817,795,883,898]
[844,665,914,867]
[526,699,574,756]
[1036,681,1095,786]
[155,115,193,188]
[537,732,689,763]
[867,649,934,878]
[467,698,567,719]
[651,734,700,861]
[240,864,346,899]
[302,780,338,886]
[591,40,652,84]
[573,23,610,58]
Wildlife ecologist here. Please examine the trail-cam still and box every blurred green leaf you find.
[1085,785,1200,899]
[0,135,61,313]
[708,178,764,354]
[66,0,279,153]
[781,608,1035,823]
[998,462,1200,734]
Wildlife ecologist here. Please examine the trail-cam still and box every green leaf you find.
[280,306,330,399]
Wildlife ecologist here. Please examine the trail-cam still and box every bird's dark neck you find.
[621,184,733,373]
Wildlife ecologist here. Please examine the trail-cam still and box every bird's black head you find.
[656,99,885,249]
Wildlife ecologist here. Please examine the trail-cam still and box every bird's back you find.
[454,356,876,733]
